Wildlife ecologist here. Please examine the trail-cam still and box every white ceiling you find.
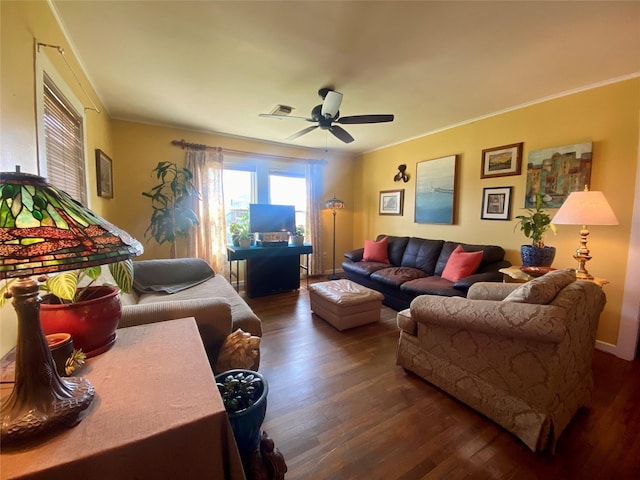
[51,1,640,155]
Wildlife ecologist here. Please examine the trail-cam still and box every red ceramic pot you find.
[40,286,121,357]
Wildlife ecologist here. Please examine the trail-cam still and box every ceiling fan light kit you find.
[260,87,395,144]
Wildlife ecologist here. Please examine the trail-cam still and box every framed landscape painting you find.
[415,155,458,224]
[524,142,592,208]
[481,142,523,178]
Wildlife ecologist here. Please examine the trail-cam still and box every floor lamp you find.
[325,196,345,280]
[551,186,618,279]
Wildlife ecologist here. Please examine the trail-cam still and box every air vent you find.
[270,104,294,116]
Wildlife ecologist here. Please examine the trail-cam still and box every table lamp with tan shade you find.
[0,170,143,444]
[551,186,618,280]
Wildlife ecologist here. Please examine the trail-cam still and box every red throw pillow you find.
[363,237,390,264]
[441,245,483,282]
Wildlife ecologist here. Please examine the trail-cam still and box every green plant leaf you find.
[46,271,79,302]
[109,259,134,293]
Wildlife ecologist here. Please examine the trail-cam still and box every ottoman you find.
[309,279,384,331]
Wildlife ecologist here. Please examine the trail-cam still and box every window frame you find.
[35,48,89,206]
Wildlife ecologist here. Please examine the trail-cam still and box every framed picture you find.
[525,142,592,208]
[481,142,523,178]
[415,155,458,224]
[379,189,404,215]
[95,149,113,198]
[481,186,512,220]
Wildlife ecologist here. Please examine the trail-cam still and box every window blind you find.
[43,75,86,204]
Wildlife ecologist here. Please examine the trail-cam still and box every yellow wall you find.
[356,78,640,345]
[1,1,113,356]
[110,120,355,264]
[0,1,112,214]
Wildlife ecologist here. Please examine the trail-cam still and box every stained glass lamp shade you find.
[0,171,143,444]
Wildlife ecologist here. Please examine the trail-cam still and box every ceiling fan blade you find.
[337,114,395,124]
[259,113,314,122]
[321,91,343,118]
[286,125,318,141]
[329,125,354,144]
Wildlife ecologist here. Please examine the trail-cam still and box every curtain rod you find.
[171,139,326,164]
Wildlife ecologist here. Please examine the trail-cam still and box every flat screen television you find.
[249,203,296,233]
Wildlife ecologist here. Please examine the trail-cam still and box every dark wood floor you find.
[244,281,640,480]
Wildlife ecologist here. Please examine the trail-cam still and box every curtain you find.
[186,149,229,278]
[305,162,324,275]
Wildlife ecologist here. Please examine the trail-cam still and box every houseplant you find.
[290,224,305,246]
[142,161,200,258]
[229,212,250,247]
[2,260,135,357]
[515,193,557,267]
[215,369,268,457]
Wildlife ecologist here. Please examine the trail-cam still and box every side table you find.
[1,318,245,480]
[499,266,609,287]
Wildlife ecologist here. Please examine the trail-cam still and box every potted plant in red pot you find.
[37,260,133,357]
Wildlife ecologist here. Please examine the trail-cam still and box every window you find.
[36,50,88,205]
[42,75,87,204]
[269,174,306,229]
[223,158,307,239]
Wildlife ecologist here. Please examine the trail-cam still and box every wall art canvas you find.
[415,155,458,224]
[525,142,592,208]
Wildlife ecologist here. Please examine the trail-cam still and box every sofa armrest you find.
[344,248,364,262]
[409,295,566,343]
[121,297,232,361]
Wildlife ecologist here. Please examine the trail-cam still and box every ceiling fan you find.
[259,87,394,144]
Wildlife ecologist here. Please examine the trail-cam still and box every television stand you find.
[227,244,313,297]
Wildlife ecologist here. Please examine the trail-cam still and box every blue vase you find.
[216,369,268,455]
[521,245,556,267]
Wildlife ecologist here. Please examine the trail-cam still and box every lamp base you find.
[327,273,341,280]
[0,276,95,445]
[1,376,95,443]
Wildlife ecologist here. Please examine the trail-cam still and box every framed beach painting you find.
[415,155,458,224]
[524,142,592,208]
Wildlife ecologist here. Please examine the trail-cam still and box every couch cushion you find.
[400,238,444,274]
[435,241,505,276]
[342,260,391,277]
[503,269,576,304]
[441,245,483,282]
[370,267,427,287]
[363,237,390,263]
[400,276,464,297]
[376,235,410,266]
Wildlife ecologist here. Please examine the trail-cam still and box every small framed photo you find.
[481,142,523,179]
[95,149,113,198]
[481,186,512,220]
[379,189,404,216]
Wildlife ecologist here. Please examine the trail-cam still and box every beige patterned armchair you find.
[396,270,606,452]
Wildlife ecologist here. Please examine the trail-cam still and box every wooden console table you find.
[1,318,245,480]
[227,243,313,297]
